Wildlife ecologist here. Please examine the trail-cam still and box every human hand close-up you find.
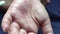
[1,0,53,34]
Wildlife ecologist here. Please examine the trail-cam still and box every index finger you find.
[1,12,12,32]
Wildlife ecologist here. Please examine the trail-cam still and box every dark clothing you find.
[0,7,8,34]
[38,0,60,34]
[46,0,60,34]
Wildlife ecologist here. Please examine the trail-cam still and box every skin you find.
[1,0,53,34]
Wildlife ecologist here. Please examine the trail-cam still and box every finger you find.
[19,16,38,33]
[1,12,12,32]
[41,18,54,34]
[28,32,37,34]
[8,22,19,34]
[19,29,27,34]
[1,0,19,32]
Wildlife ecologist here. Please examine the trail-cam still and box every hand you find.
[8,22,36,34]
[1,0,54,34]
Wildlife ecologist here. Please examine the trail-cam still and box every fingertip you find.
[28,32,37,34]
[2,24,9,32]
[1,18,10,32]
[9,22,19,34]
[19,29,27,34]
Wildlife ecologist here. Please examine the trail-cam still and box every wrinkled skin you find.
[1,0,53,34]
